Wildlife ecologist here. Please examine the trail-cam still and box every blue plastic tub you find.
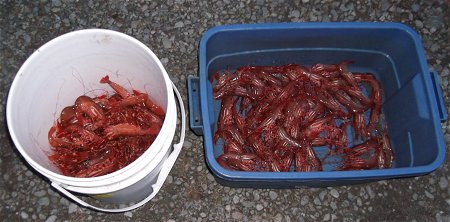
[188,22,447,187]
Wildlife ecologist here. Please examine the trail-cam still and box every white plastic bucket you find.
[6,29,186,212]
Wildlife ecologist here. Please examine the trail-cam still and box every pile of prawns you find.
[48,76,165,177]
[213,62,394,172]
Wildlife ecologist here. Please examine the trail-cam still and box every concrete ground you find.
[1,0,449,221]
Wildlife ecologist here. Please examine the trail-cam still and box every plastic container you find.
[6,29,186,212]
[188,22,447,188]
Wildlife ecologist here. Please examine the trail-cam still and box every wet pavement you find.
[1,0,449,221]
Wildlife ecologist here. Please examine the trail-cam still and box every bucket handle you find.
[51,82,186,213]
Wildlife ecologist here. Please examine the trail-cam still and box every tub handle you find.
[187,75,203,135]
[51,82,186,213]
[430,70,448,121]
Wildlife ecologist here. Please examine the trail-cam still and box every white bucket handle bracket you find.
[51,82,186,213]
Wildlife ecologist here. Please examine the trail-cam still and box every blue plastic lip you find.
[199,22,447,182]
[430,70,448,121]
[187,75,203,136]
[187,75,196,128]
[406,26,447,176]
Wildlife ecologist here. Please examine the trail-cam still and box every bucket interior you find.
[203,25,440,171]
[8,30,169,175]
